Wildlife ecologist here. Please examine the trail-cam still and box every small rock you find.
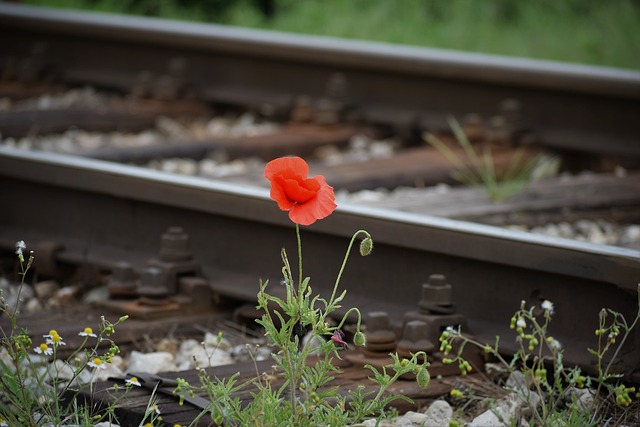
[506,371,528,393]
[423,400,453,426]
[126,351,176,374]
[485,362,509,383]
[155,337,179,354]
[203,332,232,350]
[24,297,43,313]
[175,339,233,370]
[82,285,110,304]
[567,387,595,411]
[229,343,272,362]
[470,393,524,427]
[360,419,394,427]
[469,408,505,427]
[399,411,429,426]
[50,285,82,306]
[506,370,541,413]
[34,280,60,300]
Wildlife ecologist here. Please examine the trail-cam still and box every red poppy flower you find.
[264,156,337,226]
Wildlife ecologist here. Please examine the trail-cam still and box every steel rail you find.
[1,4,639,156]
[1,147,639,371]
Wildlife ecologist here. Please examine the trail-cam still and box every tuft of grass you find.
[21,0,640,70]
[424,117,559,202]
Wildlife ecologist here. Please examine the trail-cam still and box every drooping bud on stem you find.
[359,236,373,256]
[353,330,367,347]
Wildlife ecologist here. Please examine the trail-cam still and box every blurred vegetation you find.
[19,0,640,70]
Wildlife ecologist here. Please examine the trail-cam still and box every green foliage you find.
[0,242,132,426]
[177,226,429,426]
[425,117,559,202]
[439,287,640,426]
[22,0,640,69]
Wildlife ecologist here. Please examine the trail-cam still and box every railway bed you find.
[1,146,638,364]
[1,4,640,425]
[1,146,639,425]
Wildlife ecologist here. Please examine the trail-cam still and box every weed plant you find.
[0,242,132,426]
[439,289,640,426]
[424,117,558,201]
[174,156,430,426]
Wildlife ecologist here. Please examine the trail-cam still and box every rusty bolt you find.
[397,320,435,354]
[462,113,484,141]
[107,261,138,298]
[418,274,455,315]
[159,227,192,262]
[365,311,396,345]
[291,96,314,123]
[137,267,169,305]
[325,72,348,100]
[500,98,522,130]
[132,71,154,99]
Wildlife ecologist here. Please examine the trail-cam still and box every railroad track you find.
[1,4,640,425]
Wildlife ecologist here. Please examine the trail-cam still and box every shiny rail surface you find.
[1,147,638,372]
[1,4,639,157]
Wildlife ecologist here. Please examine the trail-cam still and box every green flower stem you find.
[595,302,640,399]
[336,307,363,333]
[296,224,303,297]
[329,230,371,308]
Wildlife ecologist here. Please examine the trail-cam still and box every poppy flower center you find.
[278,175,320,204]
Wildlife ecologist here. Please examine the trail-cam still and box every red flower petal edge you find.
[264,156,337,225]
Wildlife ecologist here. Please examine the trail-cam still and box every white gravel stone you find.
[34,280,61,300]
[175,338,233,370]
[126,350,177,374]
[470,393,524,427]
[422,400,453,426]
[567,387,595,411]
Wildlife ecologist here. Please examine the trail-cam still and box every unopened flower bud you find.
[359,236,374,256]
[416,366,430,388]
[353,331,366,347]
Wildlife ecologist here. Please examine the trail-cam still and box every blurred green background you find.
[21,0,640,70]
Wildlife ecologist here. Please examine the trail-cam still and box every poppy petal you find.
[264,156,309,181]
[289,177,336,225]
[265,156,337,225]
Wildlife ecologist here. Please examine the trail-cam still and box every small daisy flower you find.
[150,404,161,415]
[541,300,554,315]
[34,343,53,356]
[78,327,97,338]
[45,331,66,346]
[43,329,58,339]
[88,357,107,369]
[125,376,141,387]
[0,416,8,427]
